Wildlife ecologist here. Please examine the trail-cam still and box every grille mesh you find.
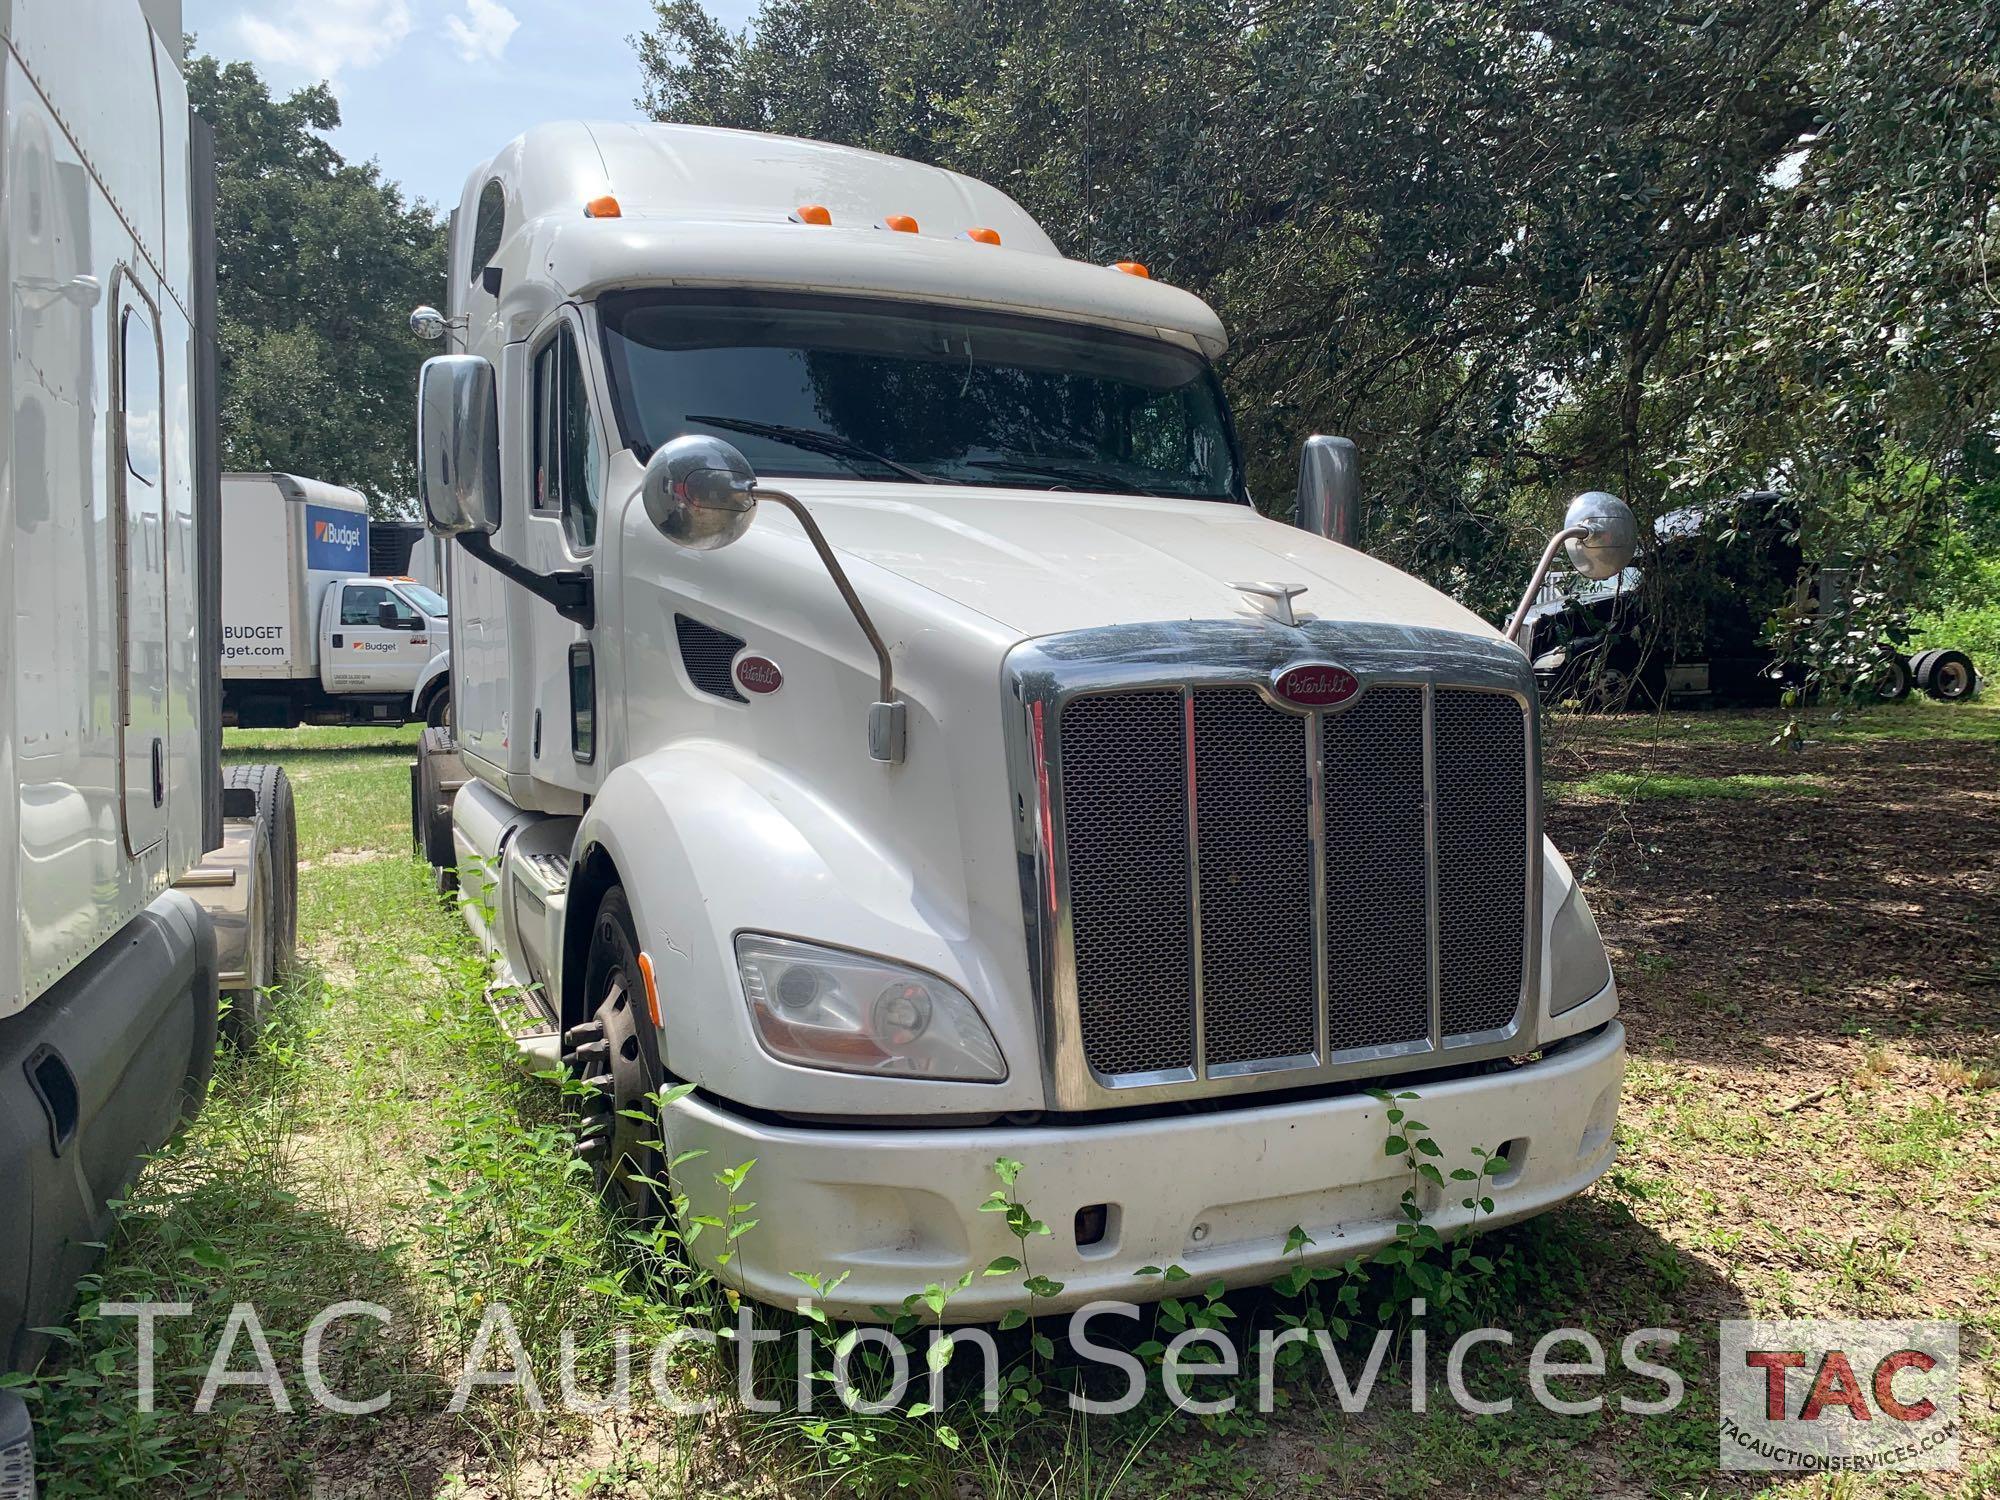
[1194,687,1315,1066]
[1060,692,1196,1076]
[1433,689,1529,1036]
[675,614,747,703]
[1054,678,1530,1086]
[1323,686,1433,1050]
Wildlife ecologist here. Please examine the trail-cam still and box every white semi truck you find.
[220,472,453,728]
[0,0,298,1478]
[407,122,1633,1320]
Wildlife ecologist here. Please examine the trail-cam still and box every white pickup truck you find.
[407,121,1634,1321]
[221,472,453,728]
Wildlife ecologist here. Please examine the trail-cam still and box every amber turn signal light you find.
[584,195,622,219]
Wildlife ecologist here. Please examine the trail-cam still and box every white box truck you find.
[0,0,298,1479]
[221,473,453,728]
[406,122,1632,1321]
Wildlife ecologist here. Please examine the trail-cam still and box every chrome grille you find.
[1054,679,1530,1088]
[1194,687,1315,1068]
[1323,686,1432,1050]
[1434,688,1530,1037]
[1059,691,1195,1077]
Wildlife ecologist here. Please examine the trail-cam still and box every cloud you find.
[234,0,414,81]
[443,0,520,64]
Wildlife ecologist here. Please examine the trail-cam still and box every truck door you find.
[322,580,428,694]
[117,286,169,854]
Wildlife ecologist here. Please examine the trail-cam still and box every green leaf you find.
[1384,1136,1408,1155]
[928,1335,956,1373]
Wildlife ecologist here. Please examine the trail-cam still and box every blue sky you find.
[185,0,760,211]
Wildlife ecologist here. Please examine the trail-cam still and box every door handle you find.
[332,633,344,648]
[150,737,164,807]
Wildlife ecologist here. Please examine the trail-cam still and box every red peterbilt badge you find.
[1272,663,1360,708]
[733,655,783,695]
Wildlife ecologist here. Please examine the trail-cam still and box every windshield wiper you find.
[955,457,1160,497]
[685,415,947,486]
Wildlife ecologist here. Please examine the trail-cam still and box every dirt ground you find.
[1532,709,1999,1489]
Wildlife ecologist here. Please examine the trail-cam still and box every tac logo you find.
[1720,1320,1959,1472]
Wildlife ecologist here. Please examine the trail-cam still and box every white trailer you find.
[220,473,452,728]
[408,122,1633,1321]
[0,0,298,1475]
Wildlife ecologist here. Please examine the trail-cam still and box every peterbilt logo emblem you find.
[733,654,783,695]
[1272,663,1360,708]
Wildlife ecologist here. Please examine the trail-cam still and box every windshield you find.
[397,582,448,617]
[597,291,1247,501]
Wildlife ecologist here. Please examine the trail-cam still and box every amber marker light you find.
[961,226,1002,245]
[1110,260,1150,278]
[584,195,622,218]
[789,204,833,225]
[880,214,920,233]
[637,952,662,1026]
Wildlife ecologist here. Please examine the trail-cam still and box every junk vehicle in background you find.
[1524,491,1980,709]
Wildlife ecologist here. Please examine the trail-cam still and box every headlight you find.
[1548,881,1612,1015]
[735,935,1007,1082]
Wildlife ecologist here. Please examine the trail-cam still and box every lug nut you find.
[563,1020,605,1048]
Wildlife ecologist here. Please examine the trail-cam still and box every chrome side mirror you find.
[643,435,909,762]
[1504,490,1638,645]
[1562,491,1638,581]
[1294,434,1360,548]
[642,435,759,551]
[409,304,449,341]
[415,354,501,537]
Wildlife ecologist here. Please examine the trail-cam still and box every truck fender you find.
[410,650,450,714]
[562,745,1043,1116]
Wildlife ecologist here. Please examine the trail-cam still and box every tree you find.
[632,0,2000,641]
[187,54,447,514]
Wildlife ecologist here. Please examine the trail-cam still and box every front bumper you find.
[666,1021,1625,1321]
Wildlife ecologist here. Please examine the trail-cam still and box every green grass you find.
[1549,692,1998,746]
[1550,770,1830,802]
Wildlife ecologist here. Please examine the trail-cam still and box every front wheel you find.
[424,685,451,730]
[567,887,665,1215]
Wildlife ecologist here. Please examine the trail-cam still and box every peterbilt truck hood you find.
[773,479,1502,642]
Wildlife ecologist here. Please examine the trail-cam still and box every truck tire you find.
[424,683,452,731]
[1873,653,1912,702]
[1919,648,1978,702]
[222,764,298,973]
[1908,649,1942,690]
[566,886,664,1216]
[415,727,461,889]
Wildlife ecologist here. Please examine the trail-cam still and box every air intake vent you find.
[675,614,747,703]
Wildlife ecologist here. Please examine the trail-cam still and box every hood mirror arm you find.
[458,532,595,629]
[1505,490,1638,647]
[755,485,904,763]
[1504,526,1588,645]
